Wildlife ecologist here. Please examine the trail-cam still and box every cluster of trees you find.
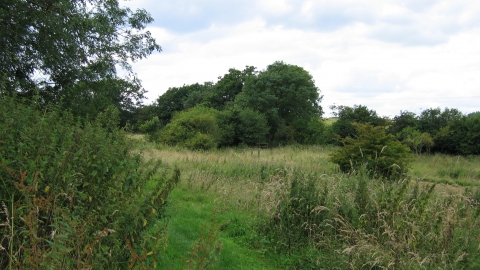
[135,65,478,157]
[135,62,325,149]
[325,104,479,156]
[389,108,480,155]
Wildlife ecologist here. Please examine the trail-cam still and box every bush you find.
[158,106,220,150]
[329,123,413,179]
[138,116,163,141]
[0,98,178,268]
[184,132,217,150]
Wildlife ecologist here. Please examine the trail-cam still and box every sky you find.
[121,0,480,117]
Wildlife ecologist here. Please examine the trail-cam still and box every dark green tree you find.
[416,107,464,153]
[234,107,269,146]
[434,114,480,155]
[235,61,322,143]
[330,104,387,140]
[0,0,160,116]
[130,103,163,131]
[155,82,214,123]
[303,117,327,145]
[417,107,463,136]
[388,110,418,136]
[203,66,257,110]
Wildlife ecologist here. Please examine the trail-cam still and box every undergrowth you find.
[0,98,179,269]
[257,169,480,269]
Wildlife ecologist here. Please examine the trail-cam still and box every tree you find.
[388,110,418,136]
[417,107,463,136]
[155,83,214,124]
[330,104,387,140]
[329,123,413,180]
[235,61,322,143]
[0,0,160,116]
[303,117,327,145]
[434,115,480,155]
[396,127,434,154]
[203,66,257,110]
[416,107,464,152]
[234,107,269,146]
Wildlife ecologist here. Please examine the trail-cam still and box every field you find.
[131,135,480,269]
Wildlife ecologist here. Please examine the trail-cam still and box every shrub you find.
[158,106,220,150]
[0,98,178,268]
[329,123,413,179]
[138,116,163,141]
[184,132,217,150]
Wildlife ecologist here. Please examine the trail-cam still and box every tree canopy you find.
[146,61,323,147]
[0,0,160,117]
[235,61,323,143]
[329,104,387,141]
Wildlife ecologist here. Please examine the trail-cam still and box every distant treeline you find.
[129,64,479,155]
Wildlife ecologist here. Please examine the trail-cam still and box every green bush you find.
[158,106,220,150]
[138,116,163,142]
[184,132,217,150]
[0,98,178,268]
[329,123,413,179]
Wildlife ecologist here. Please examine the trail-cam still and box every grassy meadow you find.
[131,135,480,269]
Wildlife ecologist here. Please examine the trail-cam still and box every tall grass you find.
[411,154,480,186]
[136,138,480,269]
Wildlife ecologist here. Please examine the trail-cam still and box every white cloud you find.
[257,0,292,15]
[123,0,480,117]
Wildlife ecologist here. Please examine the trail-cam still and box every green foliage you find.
[184,133,218,151]
[234,108,269,146]
[330,104,387,140]
[396,126,434,154]
[235,61,323,143]
[0,98,178,268]
[434,116,480,155]
[388,107,480,155]
[1,0,160,117]
[204,66,257,110]
[138,116,163,142]
[388,110,418,136]
[155,82,215,124]
[139,61,325,146]
[302,117,327,145]
[158,106,220,150]
[417,107,463,137]
[329,123,413,179]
